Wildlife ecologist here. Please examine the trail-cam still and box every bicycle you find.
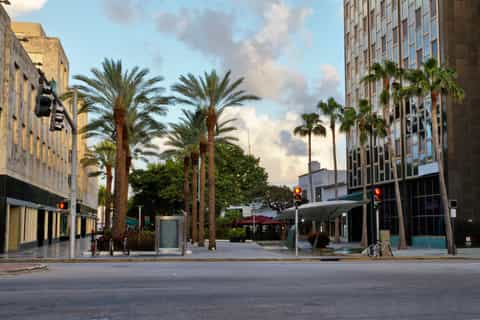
[367,240,394,257]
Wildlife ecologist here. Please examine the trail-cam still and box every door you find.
[8,207,21,252]
[37,210,45,247]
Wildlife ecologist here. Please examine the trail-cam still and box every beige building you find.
[0,6,98,253]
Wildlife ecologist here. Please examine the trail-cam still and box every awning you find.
[335,190,371,201]
[276,200,366,222]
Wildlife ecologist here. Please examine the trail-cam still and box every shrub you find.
[126,230,155,251]
[228,228,246,239]
[307,232,330,249]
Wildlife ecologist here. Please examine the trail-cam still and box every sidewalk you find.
[0,263,46,274]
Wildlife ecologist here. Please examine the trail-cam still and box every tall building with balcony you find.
[344,0,480,247]
[0,6,98,253]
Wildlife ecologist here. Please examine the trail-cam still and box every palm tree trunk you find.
[198,143,207,247]
[207,108,217,251]
[112,107,127,240]
[385,126,407,249]
[183,156,191,241]
[191,152,199,244]
[308,132,316,232]
[105,166,113,230]
[383,100,407,249]
[332,125,340,242]
[360,143,368,248]
[431,94,456,255]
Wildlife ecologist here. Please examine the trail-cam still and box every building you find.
[0,6,98,253]
[298,161,348,202]
[344,0,480,247]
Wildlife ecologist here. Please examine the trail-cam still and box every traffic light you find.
[50,102,65,131]
[293,186,302,205]
[34,78,54,117]
[373,187,382,208]
[57,201,69,210]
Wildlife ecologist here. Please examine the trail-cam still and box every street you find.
[1,261,480,319]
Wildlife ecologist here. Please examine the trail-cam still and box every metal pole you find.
[253,212,256,241]
[376,207,380,243]
[295,205,299,257]
[69,90,78,259]
[138,205,143,230]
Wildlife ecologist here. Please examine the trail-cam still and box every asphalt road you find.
[1,261,480,320]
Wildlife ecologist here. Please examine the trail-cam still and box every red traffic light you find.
[373,187,382,200]
[57,201,68,210]
[293,186,302,196]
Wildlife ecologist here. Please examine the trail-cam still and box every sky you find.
[7,0,346,186]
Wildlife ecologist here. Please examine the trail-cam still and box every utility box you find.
[155,215,185,255]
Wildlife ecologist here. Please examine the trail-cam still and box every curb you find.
[1,256,480,263]
[0,264,47,274]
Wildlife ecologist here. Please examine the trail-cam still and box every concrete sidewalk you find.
[0,263,46,274]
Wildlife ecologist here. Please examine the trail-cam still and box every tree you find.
[74,59,169,239]
[129,161,184,220]
[404,58,465,255]
[341,100,386,248]
[318,97,344,242]
[264,185,293,213]
[163,107,238,245]
[81,140,115,229]
[293,113,326,210]
[362,60,408,250]
[172,70,260,250]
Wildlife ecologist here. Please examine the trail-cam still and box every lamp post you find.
[138,205,143,230]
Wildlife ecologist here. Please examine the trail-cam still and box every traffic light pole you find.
[295,203,299,257]
[69,90,78,259]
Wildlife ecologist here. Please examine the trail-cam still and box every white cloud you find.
[154,1,336,111]
[221,107,346,186]
[4,0,47,17]
[102,0,150,24]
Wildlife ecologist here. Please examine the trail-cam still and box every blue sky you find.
[9,0,346,185]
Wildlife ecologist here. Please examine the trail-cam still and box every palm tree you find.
[163,108,239,246]
[172,70,260,250]
[362,60,408,250]
[318,98,343,242]
[74,59,169,239]
[293,113,327,204]
[404,58,465,255]
[81,140,115,229]
[341,100,386,248]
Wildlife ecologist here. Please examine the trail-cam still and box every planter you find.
[229,237,246,243]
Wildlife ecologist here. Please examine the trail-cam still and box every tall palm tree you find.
[404,58,465,255]
[318,98,343,242]
[81,140,115,229]
[293,113,327,204]
[172,70,260,251]
[341,100,386,248]
[318,98,343,200]
[362,60,408,250]
[163,108,239,246]
[74,59,169,239]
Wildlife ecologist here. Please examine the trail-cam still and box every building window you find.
[393,27,398,44]
[346,63,351,80]
[370,10,375,30]
[380,0,385,18]
[402,19,408,40]
[381,36,386,55]
[345,2,350,20]
[430,0,436,17]
[363,16,367,32]
[355,56,359,75]
[29,132,34,155]
[315,187,322,202]
[431,40,438,59]
[22,125,27,151]
[415,8,422,30]
[363,49,368,65]
[354,25,358,43]
[416,49,423,68]
[371,43,376,61]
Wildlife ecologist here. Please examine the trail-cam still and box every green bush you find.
[307,232,330,249]
[228,228,246,239]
